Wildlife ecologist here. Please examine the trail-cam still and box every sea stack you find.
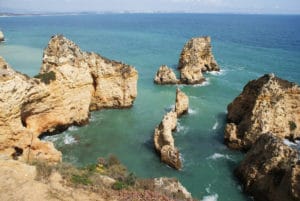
[0,31,4,42]
[154,65,179,84]
[154,88,189,170]
[0,35,138,162]
[225,74,300,150]
[178,36,219,84]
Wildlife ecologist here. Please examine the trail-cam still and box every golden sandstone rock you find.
[0,35,138,162]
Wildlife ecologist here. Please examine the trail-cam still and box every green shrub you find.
[34,71,56,84]
[32,160,54,182]
[112,181,127,190]
[71,174,92,185]
[289,121,297,131]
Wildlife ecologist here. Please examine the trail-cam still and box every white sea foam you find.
[176,122,185,132]
[192,79,210,87]
[68,126,78,131]
[188,108,197,115]
[63,134,77,145]
[207,153,232,160]
[207,69,226,76]
[202,194,219,201]
[42,135,60,143]
[205,184,212,193]
[212,121,218,130]
[283,139,297,147]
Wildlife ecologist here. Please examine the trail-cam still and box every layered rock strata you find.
[154,88,189,170]
[225,73,300,150]
[0,35,138,162]
[0,31,4,42]
[154,36,219,85]
[154,65,179,84]
[235,134,300,201]
[178,36,219,84]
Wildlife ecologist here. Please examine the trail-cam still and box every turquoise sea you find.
[1,14,300,201]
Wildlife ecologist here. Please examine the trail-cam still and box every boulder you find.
[235,133,300,201]
[0,31,4,42]
[0,35,138,162]
[175,88,189,117]
[225,73,300,150]
[154,65,179,84]
[178,36,219,84]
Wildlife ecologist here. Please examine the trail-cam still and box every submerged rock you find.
[235,133,300,201]
[178,36,219,84]
[154,65,179,84]
[0,31,4,42]
[0,35,138,162]
[225,74,300,150]
[175,88,189,117]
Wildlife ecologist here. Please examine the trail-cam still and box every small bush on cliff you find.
[34,71,56,84]
[289,121,297,131]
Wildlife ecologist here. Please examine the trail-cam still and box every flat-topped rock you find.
[178,36,219,84]
[154,65,179,84]
[225,74,300,150]
[235,133,300,201]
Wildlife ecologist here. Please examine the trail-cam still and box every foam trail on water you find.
[207,153,232,160]
[188,108,197,115]
[63,134,77,145]
[68,126,78,131]
[212,121,218,130]
[193,78,210,87]
[202,194,219,201]
[207,69,226,76]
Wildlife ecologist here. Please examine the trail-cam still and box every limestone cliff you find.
[154,65,179,85]
[225,74,300,150]
[178,36,219,84]
[0,35,138,162]
[235,134,300,201]
[154,88,189,170]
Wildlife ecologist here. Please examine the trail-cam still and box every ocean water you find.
[1,14,300,201]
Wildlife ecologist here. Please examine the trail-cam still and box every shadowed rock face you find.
[225,73,300,150]
[178,36,219,84]
[175,88,189,117]
[0,35,138,162]
[235,134,300,201]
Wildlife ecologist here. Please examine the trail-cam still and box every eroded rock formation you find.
[0,35,138,162]
[154,65,179,85]
[225,73,300,150]
[235,134,300,201]
[175,88,189,117]
[178,36,219,84]
[154,88,189,170]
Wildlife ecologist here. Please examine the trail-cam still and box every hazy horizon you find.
[0,0,300,15]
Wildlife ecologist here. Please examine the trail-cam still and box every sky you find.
[1,0,300,14]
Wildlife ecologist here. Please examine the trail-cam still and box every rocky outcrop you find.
[154,177,193,200]
[0,35,138,162]
[235,133,300,201]
[154,65,179,84]
[154,88,189,170]
[178,36,219,84]
[225,74,300,150]
[175,88,189,117]
[0,31,4,42]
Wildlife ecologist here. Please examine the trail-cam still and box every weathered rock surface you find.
[0,35,138,162]
[175,88,189,117]
[178,36,219,84]
[154,88,189,170]
[154,111,181,170]
[235,134,300,201]
[0,31,4,42]
[154,65,179,84]
[225,73,300,150]
[154,177,193,200]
